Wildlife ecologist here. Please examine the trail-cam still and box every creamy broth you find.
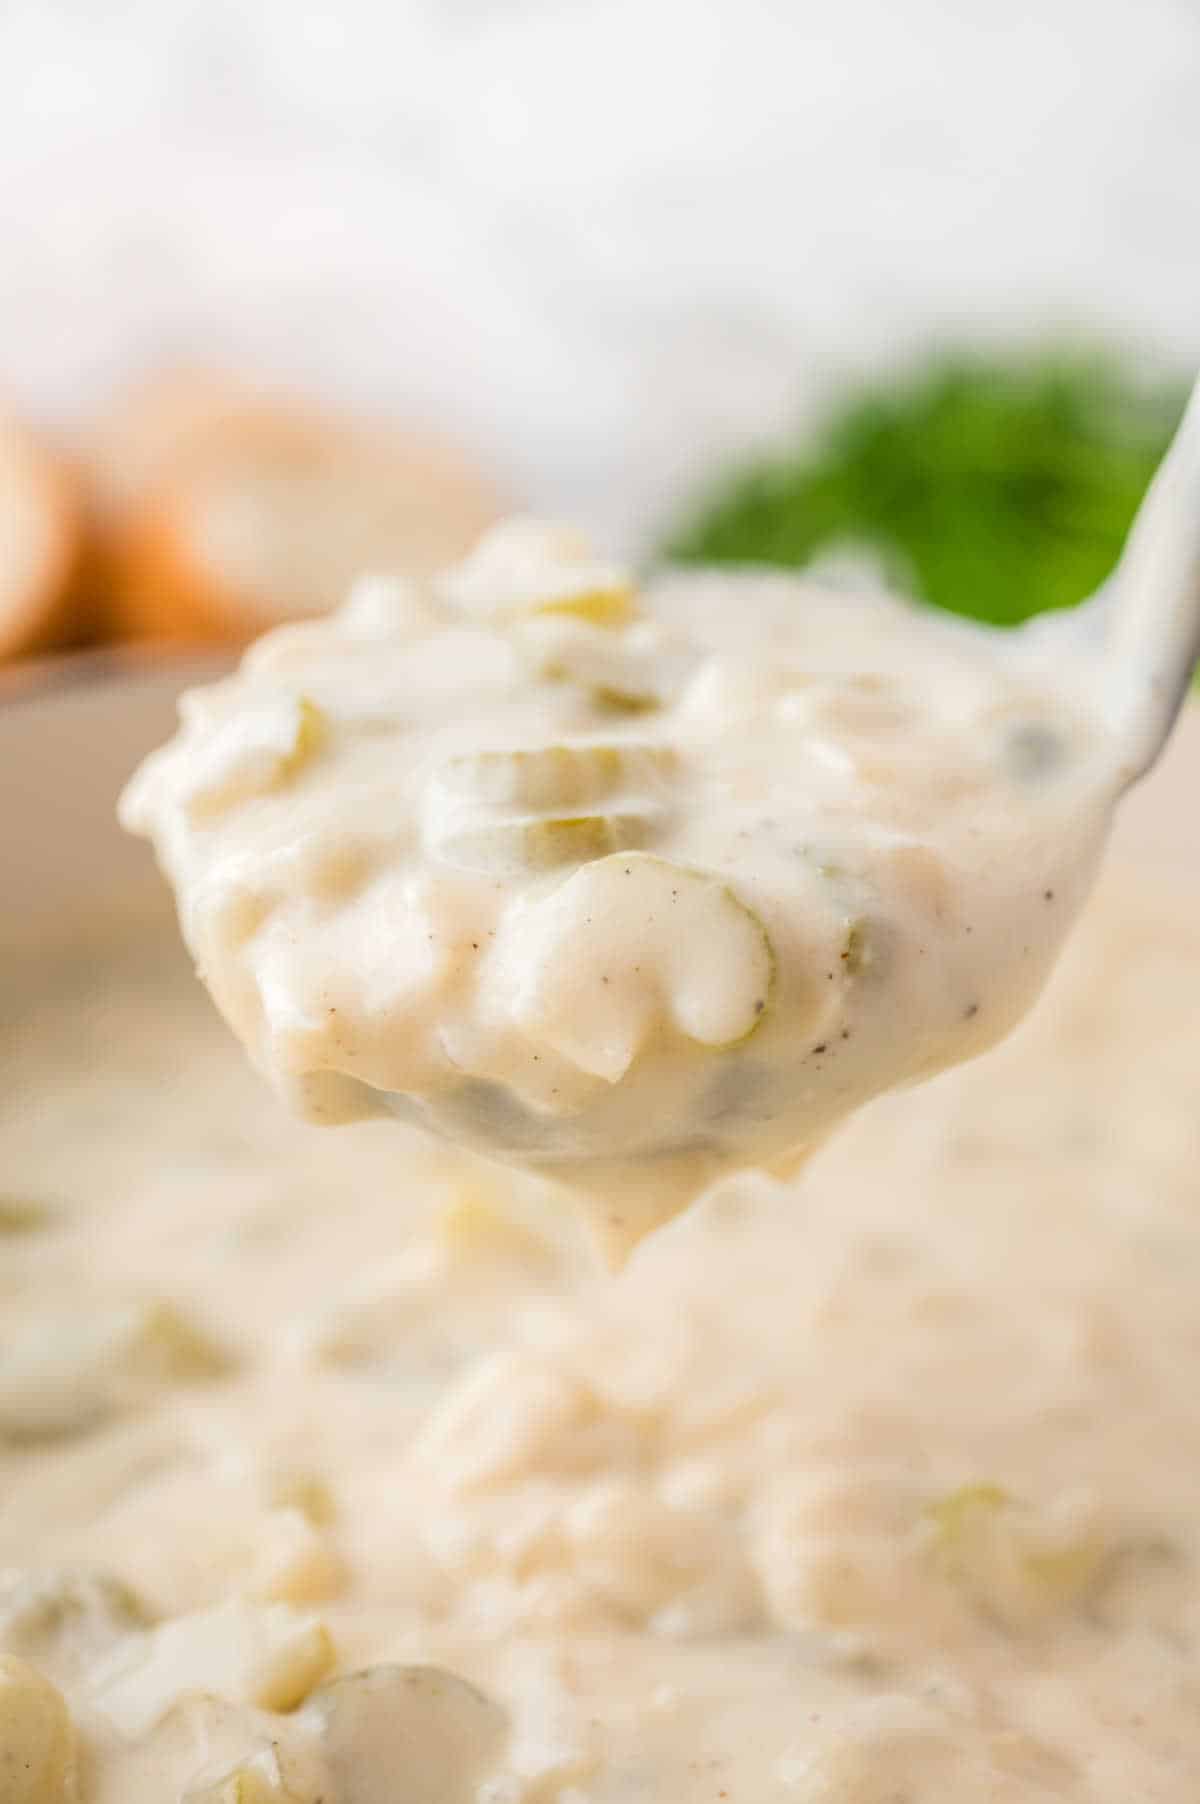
[120,522,1121,1251]
[4,866,1200,1800]
[8,523,1190,1802]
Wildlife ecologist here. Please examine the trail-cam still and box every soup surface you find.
[3,860,1200,1801]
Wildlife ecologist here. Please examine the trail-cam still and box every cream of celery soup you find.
[6,521,1196,1804]
[3,846,1200,1801]
[120,522,1122,1251]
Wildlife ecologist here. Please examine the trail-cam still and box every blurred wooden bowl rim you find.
[0,640,231,705]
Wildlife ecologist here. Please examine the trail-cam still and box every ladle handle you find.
[1103,374,1200,784]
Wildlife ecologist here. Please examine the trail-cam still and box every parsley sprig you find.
[661,350,1187,628]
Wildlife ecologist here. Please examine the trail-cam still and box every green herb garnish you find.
[661,349,1188,627]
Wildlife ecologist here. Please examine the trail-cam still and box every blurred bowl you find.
[0,652,228,951]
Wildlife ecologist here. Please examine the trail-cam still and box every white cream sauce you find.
[4,864,1200,1801]
[9,520,1188,1801]
[119,521,1122,1251]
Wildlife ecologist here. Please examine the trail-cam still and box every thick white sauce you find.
[4,866,1200,1801]
[120,521,1121,1251]
[9,524,1186,1801]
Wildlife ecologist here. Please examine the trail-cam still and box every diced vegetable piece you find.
[430,743,675,812]
[0,1655,75,1804]
[185,1745,306,1804]
[170,1696,328,1804]
[0,1568,152,1666]
[749,1465,921,1634]
[565,1479,753,1629]
[436,1189,551,1266]
[244,573,445,670]
[306,1665,508,1804]
[927,1481,1010,1544]
[516,615,695,708]
[540,588,632,626]
[178,695,326,823]
[496,1645,599,1795]
[1022,1522,1109,1602]
[0,1299,231,1443]
[261,1471,337,1529]
[925,1482,1108,1627]
[90,1600,335,1737]
[424,742,676,874]
[248,1510,344,1606]
[95,1299,231,1381]
[412,1350,590,1492]
[335,573,442,639]
[433,812,653,877]
[439,518,633,627]
[497,854,775,1082]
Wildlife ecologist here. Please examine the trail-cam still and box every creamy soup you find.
[7,522,1192,1803]
[119,522,1123,1252]
[3,859,1200,1801]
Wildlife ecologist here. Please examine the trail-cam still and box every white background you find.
[1,0,1198,549]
